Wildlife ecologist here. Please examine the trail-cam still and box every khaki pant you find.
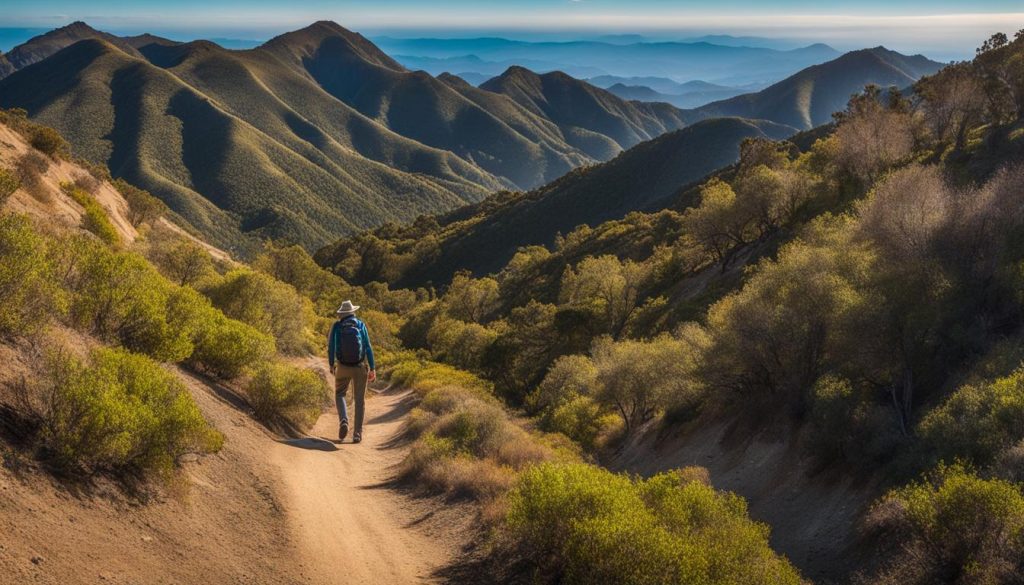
[335,363,367,436]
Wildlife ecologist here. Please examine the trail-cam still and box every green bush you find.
[919,370,1024,466]
[113,179,168,227]
[202,268,314,354]
[61,182,119,245]
[547,395,617,451]
[0,214,66,336]
[40,347,222,475]
[65,240,195,361]
[426,316,497,371]
[30,125,68,159]
[0,167,19,205]
[865,463,1024,584]
[505,463,801,585]
[245,361,329,430]
[190,312,276,379]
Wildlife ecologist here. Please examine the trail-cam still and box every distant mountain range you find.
[0,21,692,250]
[370,36,841,86]
[604,82,748,109]
[0,21,948,252]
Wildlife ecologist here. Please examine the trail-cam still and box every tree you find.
[591,332,708,433]
[833,86,915,183]
[916,63,987,150]
[559,255,650,337]
[441,272,500,323]
[680,179,752,270]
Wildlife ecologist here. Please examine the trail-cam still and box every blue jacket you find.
[328,316,375,370]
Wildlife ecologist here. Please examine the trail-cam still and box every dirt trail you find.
[268,385,457,585]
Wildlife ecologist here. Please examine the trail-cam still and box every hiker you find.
[328,300,376,443]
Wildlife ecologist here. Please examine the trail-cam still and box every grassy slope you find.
[694,48,945,130]
[317,117,795,287]
[260,22,599,190]
[480,66,692,159]
[1,21,143,71]
[0,20,704,251]
[0,39,486,252]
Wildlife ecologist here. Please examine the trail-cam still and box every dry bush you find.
[73,172,101,195]
[16,151,52,203]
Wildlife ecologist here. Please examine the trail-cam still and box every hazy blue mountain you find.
[605,82,748,108]
[372,36,841,85]
[391,53,608,79]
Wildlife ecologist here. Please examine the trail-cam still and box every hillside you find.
[0,21,698,252]
[0,21,143,74]
[693,47,945,129]
[480,66,691,158]
[316,116,795,287]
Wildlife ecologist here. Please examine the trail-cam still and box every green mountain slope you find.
[0,21,142,73]
[0,21,700,250]
[481,66,691,159]
[693,47,945,129]
[316,116,795,287]
[0,39,478,252]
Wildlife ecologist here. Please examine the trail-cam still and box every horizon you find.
[2,1,1024,60]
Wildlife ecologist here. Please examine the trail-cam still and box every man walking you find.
[328,300,376,443]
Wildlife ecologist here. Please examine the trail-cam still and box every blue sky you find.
[2,1,1023,58]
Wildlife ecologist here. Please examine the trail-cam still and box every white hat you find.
[335,300,361,315]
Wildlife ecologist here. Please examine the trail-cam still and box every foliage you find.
[591,329,709,433]
[189,312,276,379]
[0,213,66,336]
[38,347,222,475]
[61,182,120,245]
[202,268,315,354]
[0,167,19,205]
[29,125,69,159]
[112,179,168,227]
[505,463,802,585]
[919,370,1024,467]
[865,463,1024,585]
[245,361,329,430]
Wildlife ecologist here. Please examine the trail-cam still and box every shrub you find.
[0,214,66,336]
[148,237,216,287]
[245,361,329,430]
[16,151,51,202]
[505,463,802,585]
[39,347,222,475]
[61,182,119,245]
[113,179,168,227]
[528,354,598,415]
[591,332,708,433]
[918,370,1024,466]
[202,268,314,354]
[546,395,617,451]
[65,240,191,360]
[0,167,19,205]
[426,316,497,371]
[190,313,276,379]
[30,126,68,158]
[865,463,1024,584]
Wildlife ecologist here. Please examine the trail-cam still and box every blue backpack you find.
[337,317,365,366]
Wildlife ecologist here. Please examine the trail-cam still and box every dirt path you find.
[268,386,456,585]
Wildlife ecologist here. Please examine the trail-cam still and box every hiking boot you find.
[352,433,362,444]
[339,422,349,442]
